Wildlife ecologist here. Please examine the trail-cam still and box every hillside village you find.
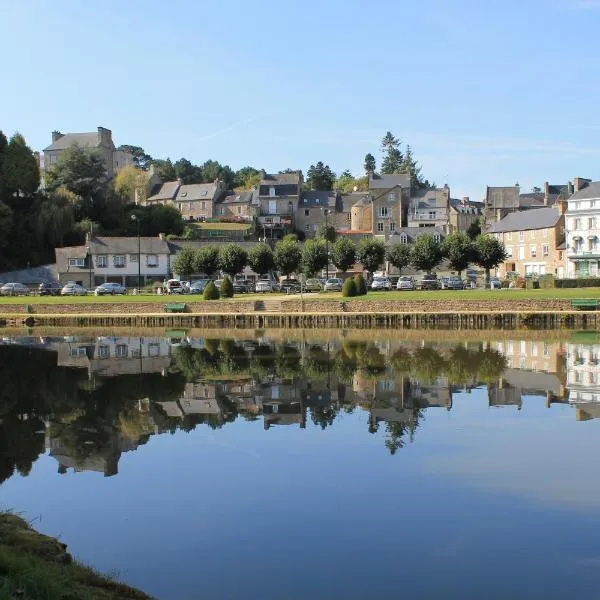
[0,124,598,288]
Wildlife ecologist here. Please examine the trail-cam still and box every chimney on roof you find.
[574,177,590,193]
[97,127,112,146]
[52,130,64,143]
[557,199,567,216]
[567,181,574,195]
[462,196,469,205]
[544,181,549,206]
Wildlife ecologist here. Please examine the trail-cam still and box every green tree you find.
[466,220,482,239]
[331,237,356,273]
[247,242,275,275]
[443,231,474,276]
[380,131,403,175]
[386,243,411,274]
[400,144,423,189]
[0,133,40,197]
[45,144,107,213]
[203,280,220,300]
[201,159,234,189]
[306,161,336,190]
[174,158,203,184]
[117,145,152,170]
[220,275,234,298]
[234,166,261,190]
[317,223,336,242]
[354,272,368,295]
[36,190,76,248]
[302,238,328,276]
[0,202,13,247]
[342,277,357,297]
[219,244,247,278]
[194,246,220,277]
[274,237,302,278]
[410,233,444,273]
[364,153,376,176]
[473,234,507,283]
[151,158,177,181]
[172,246,196,280]
[114,166,148,203]
[357,238,385,273]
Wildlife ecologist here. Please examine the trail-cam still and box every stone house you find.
[484,185,520,223]
[488,205,566,278]
[43,126,133,177]
[369,174,411,232]
[214,191,257,220]
[295,190,338,238]
[565,178,600,277]
[519,181,573,210]
[257,171,302,238]
[449,197,483,233]
[55,233,171,288]
[145,180,226,221]
[407,185,450,230]
[335,192,367,232]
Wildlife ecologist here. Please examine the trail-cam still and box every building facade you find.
[488,206,566,278]
[565,179,600,277]
[407,185,450,229]
[43,127,133,177]
[256,172,302,239]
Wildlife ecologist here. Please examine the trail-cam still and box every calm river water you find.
[2,331,600,599]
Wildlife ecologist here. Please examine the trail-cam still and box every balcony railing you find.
[567,250,600,259]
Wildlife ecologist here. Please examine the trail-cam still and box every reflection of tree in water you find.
[310,405,339,430]
[0,416,46,485]
[383,410,424,455]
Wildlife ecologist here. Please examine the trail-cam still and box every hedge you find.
[555,278,600,288]
[342,278,357,297]
[203,281,220,300]
[354,273,368,296]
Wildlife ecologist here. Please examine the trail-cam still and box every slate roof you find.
[487,207,561,233]
[410,188,448,209]
[569,181,600,200]
[299,190,337,207]
[449,198,484,214]
[340,193,369,212]
[351,196,372,208]
[368,174,410,190]
[175,183,220,202]
[167,240,261,254]
[519,192,547,209]
[486,186,520,209]
[147,181,181,202]
[386,227,446,244]
[88,236,171,255]
[218,191,254,204]
[44,132,103,152]
[260,172,301,186]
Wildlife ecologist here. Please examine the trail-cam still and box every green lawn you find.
[0,287,599,305]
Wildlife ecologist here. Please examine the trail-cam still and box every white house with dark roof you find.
[565,178,600,277]
[55,234,171,288]
[257,171,302,238]
[43,126,133,177]
[408,185,450,229]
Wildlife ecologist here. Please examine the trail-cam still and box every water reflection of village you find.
[1,332,599,481]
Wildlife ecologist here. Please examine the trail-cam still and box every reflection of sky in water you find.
[3,387,600,599]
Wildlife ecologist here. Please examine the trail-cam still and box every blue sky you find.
[2,0,599,199]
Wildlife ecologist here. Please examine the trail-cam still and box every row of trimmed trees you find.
[171,231,507,283]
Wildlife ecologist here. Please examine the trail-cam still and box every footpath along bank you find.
[1,292,600,330]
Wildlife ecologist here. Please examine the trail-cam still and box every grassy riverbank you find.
[0,513,151,600]
[0,287,599,305]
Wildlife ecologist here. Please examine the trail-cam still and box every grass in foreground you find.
[0,513,151,600]
[0,287,599,306]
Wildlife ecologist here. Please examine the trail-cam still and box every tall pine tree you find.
[380,131,403,174]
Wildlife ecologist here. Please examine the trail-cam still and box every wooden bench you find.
[572,298,600,310]
[164,303,187,313]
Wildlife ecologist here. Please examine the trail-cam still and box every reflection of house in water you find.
[155,382,231,425]
[255,380,306,429]
[488,368,566,409]
[566,342,600,420]
[493,340,564,375]
[56,337,172,381]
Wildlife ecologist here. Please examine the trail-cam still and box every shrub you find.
[354,273,368,295]
[555,277,600,288]
[203,281,220,300]
[342,277,357,297]
[220,276,234,298]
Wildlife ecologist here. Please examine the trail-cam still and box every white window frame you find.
[114,255,126,268]
[530,245,537,258]
[387,192,396,202]
[378,206,389,218]
[96,255,108,268]
[146,254,159,267]
[542,244,549,257]
[148,343,160,357]
[519,231,524,242]
[377,222,384,232]
[507,232,512,240]
[129,254,138,262]
[390,222,396,232]
[68,258,85,267]
[115,344,128,358]
[98,345,110,359]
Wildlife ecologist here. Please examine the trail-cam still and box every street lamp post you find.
[86,245,92,290]
[131,214,141,291]
[321,207,330,279]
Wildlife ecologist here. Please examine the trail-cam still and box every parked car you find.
[280,279,301,294]
[166,279,184,294]
[419,274,441,290]
[189,280,210,294]
[388,276,400,289]
[233,279,253,293]
[487,276,501,289]
[446,276,465,290]
[0,282,30,296]
[396,276,415,291]
[255,276,279,293]
[371,276,391,291]
[304,278,323,292]
[180,281,191,293]
[61,282,87,296]
[324,278,343,292]
[94,282,127,296]
[39,281,61,296]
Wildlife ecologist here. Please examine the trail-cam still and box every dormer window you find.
[201,191,208,197]
[400,234,408,244]
[433,234,441,243]
[269,186,276,197]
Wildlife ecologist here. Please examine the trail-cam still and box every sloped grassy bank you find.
[0,513,151,600]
